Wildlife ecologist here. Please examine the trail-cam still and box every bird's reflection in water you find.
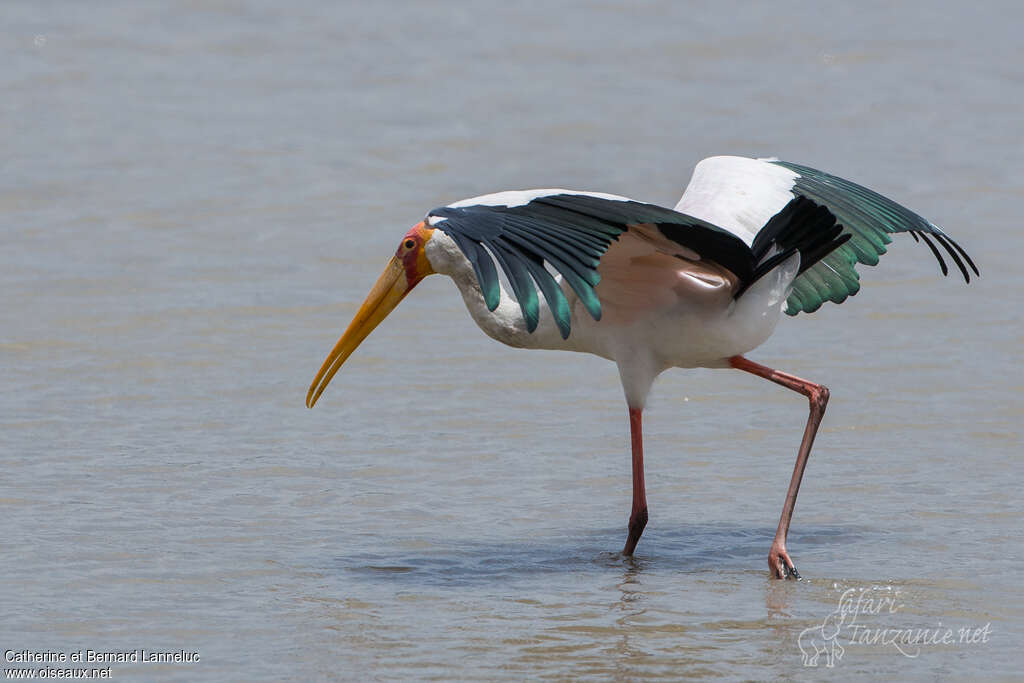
[765,575,794,618]
[615,556,645,610]
[609,558,651,676]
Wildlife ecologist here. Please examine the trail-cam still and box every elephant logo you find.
[798,604,846,667]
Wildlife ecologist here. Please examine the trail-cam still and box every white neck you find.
[424,231,569,351]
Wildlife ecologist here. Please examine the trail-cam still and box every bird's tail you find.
[736,196,850,297]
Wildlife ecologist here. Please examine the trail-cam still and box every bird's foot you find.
[769,539,800,580]
[622,507,648,556]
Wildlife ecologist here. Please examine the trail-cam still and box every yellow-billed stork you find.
[306,156,977,579]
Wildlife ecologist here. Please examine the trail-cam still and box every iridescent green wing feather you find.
[769,160,978,315]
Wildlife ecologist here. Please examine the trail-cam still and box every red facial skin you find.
[396,222,435,287]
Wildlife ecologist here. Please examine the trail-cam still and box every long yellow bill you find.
[306,255,412,408]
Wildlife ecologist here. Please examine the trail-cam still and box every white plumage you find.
[446,188,632,210]
[425,224,797,406]
[675,156,801,246]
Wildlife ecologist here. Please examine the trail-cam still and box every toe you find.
[769,544,800,580]
[768,551,785,579]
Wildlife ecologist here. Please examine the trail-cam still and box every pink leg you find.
[622,407,648,556]
[730,355,830,579]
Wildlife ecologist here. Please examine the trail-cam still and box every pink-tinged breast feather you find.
[595,225,738,327]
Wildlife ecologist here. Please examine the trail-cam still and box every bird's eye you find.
[404,239,416,250]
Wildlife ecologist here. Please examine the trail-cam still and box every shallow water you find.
[3,1,1022,679]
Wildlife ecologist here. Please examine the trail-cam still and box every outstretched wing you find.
[426,190,755,339]
[676,156,978,315]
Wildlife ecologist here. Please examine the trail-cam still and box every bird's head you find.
[306,222,436,408]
